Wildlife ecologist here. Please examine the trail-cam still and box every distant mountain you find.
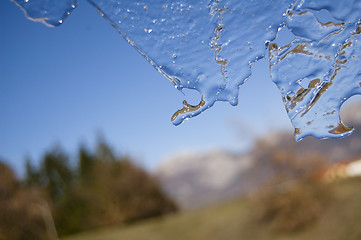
[156,150,254,209]
[155,103,361,209]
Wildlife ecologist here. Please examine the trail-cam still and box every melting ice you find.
[12,0,361,140]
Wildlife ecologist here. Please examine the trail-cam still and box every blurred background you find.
[1,0,361,239]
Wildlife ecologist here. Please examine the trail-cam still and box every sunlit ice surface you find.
[12,0,361,140]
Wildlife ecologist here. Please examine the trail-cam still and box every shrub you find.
[252,146,332,233]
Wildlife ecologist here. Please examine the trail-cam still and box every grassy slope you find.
[63,177,361,240]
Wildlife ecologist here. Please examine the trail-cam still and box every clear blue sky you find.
[0,0,293,175]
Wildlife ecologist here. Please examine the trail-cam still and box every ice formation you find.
[12,0,361,140]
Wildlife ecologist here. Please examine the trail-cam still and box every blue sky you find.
[0,0,294,175]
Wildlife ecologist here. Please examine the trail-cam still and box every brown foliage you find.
[256,178,332,232]
[252,144,332,233]
[0,162,49,240]
[64,157,178,231]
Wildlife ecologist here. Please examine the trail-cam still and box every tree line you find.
[0,140,177,239]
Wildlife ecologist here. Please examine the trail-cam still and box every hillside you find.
[63,177,361,240]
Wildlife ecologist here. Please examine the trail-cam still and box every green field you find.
[63,177,361,240]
